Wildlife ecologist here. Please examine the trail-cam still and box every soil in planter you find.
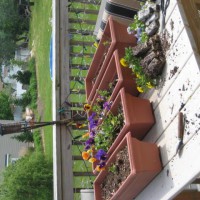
[132,34,166,79]
[100,146,130,200]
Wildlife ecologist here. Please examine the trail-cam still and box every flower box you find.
[91,48,139,106]
[94,132,162,200]
[85,16,137,103]
[107,87,155,155]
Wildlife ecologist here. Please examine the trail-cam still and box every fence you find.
[53,0,100,199]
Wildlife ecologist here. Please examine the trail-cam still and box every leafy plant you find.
[0,152,53,200]
[109,164,117,174]
[11,131,34,143]
[121,47,156,93]
[0,91,14,120]
[128,15,148,43]
[94,110,124,151]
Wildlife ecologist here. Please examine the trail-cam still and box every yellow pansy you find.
[95,165,105,172]
[82,151,90,160]
[146,82,154,89]
[93,42,99,48]
[137,86,144,93]
[89,157,97,163]
[135,73,141,78]
[84,103,91,111]
[76,123,86,129]
[87,149,93,154]
[120,58,128,67]
[82,132,90,138]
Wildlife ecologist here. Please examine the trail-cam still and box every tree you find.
[0,91,13,120]
[11,131,34,143]
[0,152,53,200]
[0,0,30,65]
[11,70,32,85]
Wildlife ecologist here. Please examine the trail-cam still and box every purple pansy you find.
[84,137,95,150]
[90,130,96,138]
[103,101,112,111]
[95,149,107,161]
[99,161,106,168]
[88,112,96,121]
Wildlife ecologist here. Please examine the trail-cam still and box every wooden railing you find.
[53,0,100,199]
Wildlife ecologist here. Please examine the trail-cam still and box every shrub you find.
[0,151,53,200]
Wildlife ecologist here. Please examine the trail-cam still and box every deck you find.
[52,0,200,199]
[137,1,200,199]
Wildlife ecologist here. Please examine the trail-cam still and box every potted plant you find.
[94,132,162,200]
[106,87,155,155]
[91,48,139,106]
[85,16,137,102]
[82,88,155,171]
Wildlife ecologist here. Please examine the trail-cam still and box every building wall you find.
[0,120,30,171]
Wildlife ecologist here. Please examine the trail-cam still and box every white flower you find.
[127,27,135,35]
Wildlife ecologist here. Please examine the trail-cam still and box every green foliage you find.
[11,131,34,143]
[0,0,30,65]
[0,91,13,120]
[130,15,145,30]
[10,59,27,69]
[94,111,124,151]
[124,47,141,67]
[0,152,53,200]
[129,15,148,43]
[11,70,32,85]
[14,58,37,110]
[33,131,43,152]
[123,47,156,92]
[109,164,117,174]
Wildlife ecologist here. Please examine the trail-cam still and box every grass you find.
[29,0,100,199]
[29,0,53,161]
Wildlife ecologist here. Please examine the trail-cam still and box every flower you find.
[76,123,86,129]
[95,149,107,161]
[89,157,97,163]
[95,165,105,172]
[82,151,90,160]
[127,27,135,35]
[84,103,91,111]
[93,42,99,48]
[146,82,154,89]
[103,101,112,111]
[84,138,95,150]
[88,112,96,121]
[96,95,105,103]
[137,86,144,93]
[89,131,96,138]
[136,73,141,78]
[82,132,89,138]
[88,112,99,130]
[87,149,93,154]
[120,58,128,67]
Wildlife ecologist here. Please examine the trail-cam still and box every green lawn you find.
[29,0,53,161]
[29,0,100,198]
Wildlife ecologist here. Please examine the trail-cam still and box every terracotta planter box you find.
[106,87,155,155]
[91,48,139,106]
[85,16,137,103]
[94,132,162,200]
